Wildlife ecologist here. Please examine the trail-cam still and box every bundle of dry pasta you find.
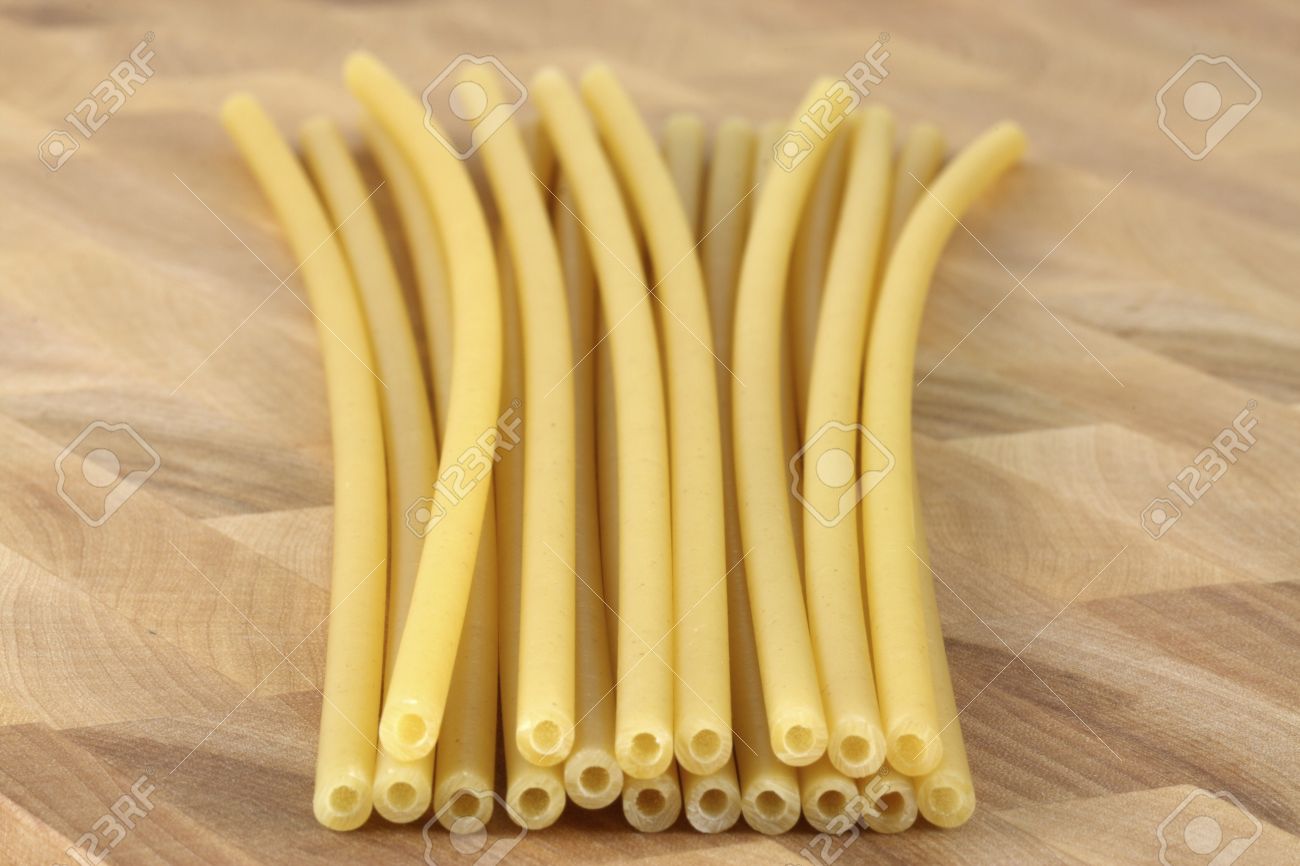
[221,52,1023,840]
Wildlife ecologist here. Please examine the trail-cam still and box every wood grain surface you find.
[2,1,1299,864]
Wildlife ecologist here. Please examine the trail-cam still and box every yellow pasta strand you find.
[464,65,578,769]
[798,755,859,834]
[861,121,1026,776]
[532,68,674,781]
[221,95,386,832]
[800,107,893,778]
[732,81,847,767]
[699,117,801,836]
[661,113,706,233]
[885,123,946,254]
[556,173,624,809]
[701,118,755,369]
[495,239,567,829]
[622,761,683,832]
[581,66,730,777]
[358,117,453,428]
[681,758,742,834]
[862,764,919,834]
[344,52,502,762]
[872,120,974,827]
[298,117,440,823]
[788,126,851,426]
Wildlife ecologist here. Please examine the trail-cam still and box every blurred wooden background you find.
[1,0,1298,863]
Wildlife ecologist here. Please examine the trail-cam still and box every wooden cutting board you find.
[2,1,1298,864]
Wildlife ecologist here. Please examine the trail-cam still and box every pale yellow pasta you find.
[556,174,624,809]
[432,510,499,831]
[582,66,730,777]
[221,95,386,832]
[798,755,859,834]
[345,52,502,763]
[622,761,683,833]
[732,80,849,766]
[788,126,851,425]
[661,113,706,232]
[885,124,946,253]
[495,238,567,830]
[861,764,919,834]
[532,68,674,781]
[799,107,894,779]
[358,117,452,427]
[464,65,578,769]
[861,121,1026,776]
[699,116,800,836]
[682,759,742,834]
[298,117,440,824]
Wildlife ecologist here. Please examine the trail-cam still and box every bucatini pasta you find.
[555,173,625,810]
[467,66,579,769]
[885,123,947,254]
[298,117,440,824]
[875,121,978,829]
[797,754,859,834]
[533,68,675,782]
[799,106,893,779]
[221,95,387,832]
[622,761,683,833]
[862,764,920,834]
[788,126,851,426]
[224,52,1024,839]
[358,116,453,428]
[661,113,706,231]
[861,121,1026,777]
[582,66,731,778]
[495,239,567,830]
[681,758,742,834]
[732,79,845,768]
[698,116,803,836]
[345,52,502,763]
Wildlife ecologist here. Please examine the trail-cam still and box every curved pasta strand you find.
[581,66,730,777]
[860,121,1026,776]
[799,107,893,778]
[344,52,503,763]
[732,81,847,767]
[532,68,674,781]
[221,96,386,832]
[298,117,440,823]
[466,66,578,769]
